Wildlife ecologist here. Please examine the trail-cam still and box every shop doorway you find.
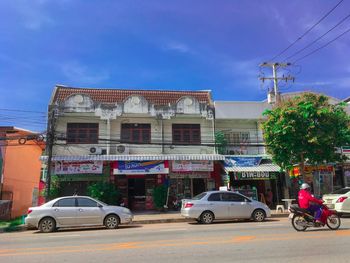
[192,178,206,196]
[128,178,145,210]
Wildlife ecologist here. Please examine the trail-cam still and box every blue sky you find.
[0,0,349,131]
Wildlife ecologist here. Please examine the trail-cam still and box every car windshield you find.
[192,192,207,200]
[331,188,350,195]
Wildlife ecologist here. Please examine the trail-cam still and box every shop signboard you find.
[169,173,210,179]
[54,161,103,175]
[172,160,213,172]
[234,171,277,180]
[114,161,169,175]
[224,157,262,167]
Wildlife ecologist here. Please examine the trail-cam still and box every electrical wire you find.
[284,12,350,61]
[269,0,344,61]
[293,26,350,63]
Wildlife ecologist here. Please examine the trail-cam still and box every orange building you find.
[0,127,45,219]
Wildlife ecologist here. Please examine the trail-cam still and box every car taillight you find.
[336,197,348,203]
[27,209,33,214]
[184,203,194,208]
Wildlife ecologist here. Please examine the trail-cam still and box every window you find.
[67,123,98,144]
[53,198,76,207]
[121,123,151,143]
[224,132,250,144]
[77,198,99,207]
[192,192,207,200]
[222,193,246,202]
[172,124,200,145]
[208,193,221,201]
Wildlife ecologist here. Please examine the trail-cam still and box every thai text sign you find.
[114,161,169,175]
[224,157,262,167]
[172,160,213,172]
[235,171,276,180]
[54,161,103,175]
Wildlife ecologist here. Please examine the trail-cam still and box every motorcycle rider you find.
[298,183,324,223]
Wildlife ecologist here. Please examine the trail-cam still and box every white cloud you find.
[61,61,110,84]
[162,41,191,53]
[9,0,56,30]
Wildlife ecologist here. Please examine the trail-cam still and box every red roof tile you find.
[53,86,212,105]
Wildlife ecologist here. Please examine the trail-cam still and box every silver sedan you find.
[25,196,133,232]
[181,191,271,224]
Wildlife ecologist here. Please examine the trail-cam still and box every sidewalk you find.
[0,210,289,233]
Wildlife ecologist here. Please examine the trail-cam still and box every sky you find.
[0,0,349,132]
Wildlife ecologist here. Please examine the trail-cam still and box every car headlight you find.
[122,208,132,214]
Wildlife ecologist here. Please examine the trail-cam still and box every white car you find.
[181,191,271,224]
[25,196,133,232]
[322,188,350,215]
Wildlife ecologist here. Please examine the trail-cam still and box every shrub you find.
[152,185,168,209]
[87,181,119,205]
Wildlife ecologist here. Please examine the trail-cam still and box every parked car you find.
[322,187,350,215]
[25,196,133,233]
[181,191,271,224]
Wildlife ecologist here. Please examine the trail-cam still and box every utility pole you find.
[45,106,57,201]
[259,62,295,104]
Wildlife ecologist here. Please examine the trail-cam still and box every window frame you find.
[172,124,201,145]
[66,123,99,144]
[121,123,151,144]
[53,198,77,207]
[76,198,99,207]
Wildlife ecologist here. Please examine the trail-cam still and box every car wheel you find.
[252,209,266,222]
[200,211,214,224]
[39,217,56,233]
[104,214,120,229]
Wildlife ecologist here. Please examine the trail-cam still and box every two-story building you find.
[42,85,224,210]
[214,101,285,206]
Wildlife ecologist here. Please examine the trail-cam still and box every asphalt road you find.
[1,217,350,263]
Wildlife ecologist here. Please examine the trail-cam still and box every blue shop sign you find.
[224,157,262,167]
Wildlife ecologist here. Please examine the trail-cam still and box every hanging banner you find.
[114,161,169,175]
[224,157,262,167]
[172,160,213,172]
[54,161,103,175]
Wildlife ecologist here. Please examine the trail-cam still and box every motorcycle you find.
[289,204,341,231]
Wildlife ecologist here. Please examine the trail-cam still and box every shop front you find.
[113,160,169,210]
[343,164,350,187]
[168,160,216,203]
[290,165,335,197]
[53,160,109,196]
[223,157,282,207]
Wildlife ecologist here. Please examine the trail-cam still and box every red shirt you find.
[298,189,323,209]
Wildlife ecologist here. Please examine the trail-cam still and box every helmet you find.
[300,183,310,190]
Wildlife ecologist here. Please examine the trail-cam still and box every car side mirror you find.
[98,204,103,208]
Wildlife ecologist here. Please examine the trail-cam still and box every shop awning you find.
[224,163,281,173]
[40,154,225,162]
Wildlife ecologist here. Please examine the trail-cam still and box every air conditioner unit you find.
[116,144,129,154]
[89,147,107,155]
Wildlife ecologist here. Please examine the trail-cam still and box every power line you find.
[293,27,350,63]
[269,0,344,61]
[284,12,350,61]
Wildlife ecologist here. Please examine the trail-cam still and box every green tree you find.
[215,131,228,154]
[262,93,350,175]
[87,181,119,205]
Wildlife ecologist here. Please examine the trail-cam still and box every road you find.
[1,217,350,263]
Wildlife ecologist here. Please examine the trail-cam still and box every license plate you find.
[327,200,332,204]
[289,213,294,219]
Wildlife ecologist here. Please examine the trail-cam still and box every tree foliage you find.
[262,93,350,173]
[215,131,228,154]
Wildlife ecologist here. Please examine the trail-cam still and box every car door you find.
[206,193,229,219]
[76,197,103,225]
[223,193,254,219]
[52,198,77,226]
